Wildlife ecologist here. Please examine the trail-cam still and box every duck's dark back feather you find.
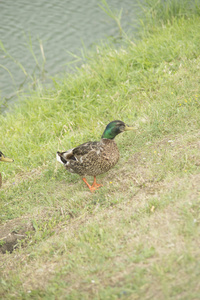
[73,141,99,157]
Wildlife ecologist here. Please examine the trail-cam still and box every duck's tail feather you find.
[57,152,66,164]
[56,149,76,165]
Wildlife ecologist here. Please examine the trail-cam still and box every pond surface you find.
[0,0,140,107]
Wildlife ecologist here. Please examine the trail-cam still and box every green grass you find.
[1,2,200,299]
[139,0,200,31]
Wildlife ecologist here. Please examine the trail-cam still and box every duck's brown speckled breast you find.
[81,138,120,176]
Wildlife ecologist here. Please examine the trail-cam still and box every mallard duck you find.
[57,120,134,192]
[0,151,14,187]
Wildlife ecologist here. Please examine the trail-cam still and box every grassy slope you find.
[0,13,200,299]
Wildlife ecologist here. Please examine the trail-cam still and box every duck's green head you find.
[0,151,14,163]
[101,120,134,139]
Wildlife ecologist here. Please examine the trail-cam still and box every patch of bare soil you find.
[0,217,34,254]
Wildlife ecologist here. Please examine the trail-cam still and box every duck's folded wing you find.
[73,141,99,157]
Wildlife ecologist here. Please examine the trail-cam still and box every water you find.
[0,0,138,107]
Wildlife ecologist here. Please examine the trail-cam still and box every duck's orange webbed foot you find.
[91,176,103,189]
[82,176,103,192]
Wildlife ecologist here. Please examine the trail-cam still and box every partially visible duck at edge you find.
[0,151,14,187]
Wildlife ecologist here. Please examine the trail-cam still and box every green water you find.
[0,0,138,107]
